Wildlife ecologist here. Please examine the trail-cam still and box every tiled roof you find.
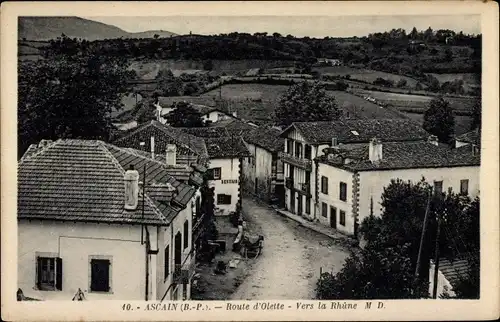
[181,127,230,138]
[242,126,284,153]
[456,128,481,145]
[18,140,199,225]
[205,136,251,159]
[208,118,257,137]
[435,258,471,289]
[316,141,480,171]
[113,120,209,162]
[282,119,430,145]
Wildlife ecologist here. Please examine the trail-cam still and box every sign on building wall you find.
[221,179,238,184]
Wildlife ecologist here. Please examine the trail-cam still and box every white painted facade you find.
[282,128,329,220]
[18,195,199,301]
[209,158,241,216]
[202,110,234,124]
[316,163,480,236]
[316,163,355,235]
[429,263,456,299]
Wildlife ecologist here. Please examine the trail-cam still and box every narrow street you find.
[230,197,351,300]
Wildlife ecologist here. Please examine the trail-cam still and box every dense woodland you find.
[34,27,481,77]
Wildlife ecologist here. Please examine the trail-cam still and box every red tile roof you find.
[317,141,480,171]
[282,119,430,145]
[18,140,201,225]
[113,120,209,163]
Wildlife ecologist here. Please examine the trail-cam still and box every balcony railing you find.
[285,177,294,189]
[173,259,196,285]
[279,152,312,171]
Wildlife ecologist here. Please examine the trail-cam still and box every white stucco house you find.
[455,128,480,148]
[279,119,431,222]
[204,136,251,216]
[154,97,238,126]
[18,139,206,301]
[315,138,480,237]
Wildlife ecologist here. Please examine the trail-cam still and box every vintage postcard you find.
[1,1,499,321]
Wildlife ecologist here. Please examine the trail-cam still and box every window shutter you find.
[55,257,63,291]
[103,261,110,292]
[36,256,42,289]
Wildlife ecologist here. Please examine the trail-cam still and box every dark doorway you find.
[275,184,285,208]
[330,206,337,229]
[297,195,303,215]
[290,190,295,213]
[255,178,258,195]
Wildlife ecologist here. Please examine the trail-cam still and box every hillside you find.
[18,17,176,41]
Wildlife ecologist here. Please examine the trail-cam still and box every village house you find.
[113,120,209,167]
[17,139,207,301]
[279,119,431,221]
[113,120,250,217]
[204,136,251,216]
[315,138,480,237]
[241,126,285,205]
[455,128,481,148]
[154,97,238,126]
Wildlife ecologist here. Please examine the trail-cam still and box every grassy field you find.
[429,73,480,92]
[352,89,478,114]
[314,66,422,88]
[199,83,404,123]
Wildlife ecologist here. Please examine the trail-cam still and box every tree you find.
[317,233,429,299]
[471,99,481,130]
[274,81,342,127]
[397,79,407,88]
[18,35,134,158]
[423,97,455,143]
[165,101,205,127]
[203,59,214,71]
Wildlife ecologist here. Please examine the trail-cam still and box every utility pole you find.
[141,164,146,245]
[432,210,443,299]
[415,188,432,279]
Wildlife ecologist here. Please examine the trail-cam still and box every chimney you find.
[331,137,338,147]
[428,135,439,146]
[166,144,177,166]
[150,136,155,159]
[124,165,140,210]
[471,144,479,156]
[369,138,383,163]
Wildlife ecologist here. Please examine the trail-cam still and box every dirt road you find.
[230,197,351,300]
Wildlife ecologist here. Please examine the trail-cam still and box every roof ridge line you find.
[152,121,200,155]
[18,139,60,165]
[141,190,170,225]
[98,141,127,175]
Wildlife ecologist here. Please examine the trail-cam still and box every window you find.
[36,256,62,291]
[321,176,329,194]
[339,182,347,201]
[183,220,189,250]
[217,194,232,205]
[286,140,293,155]
[164,245,170,280]
[174,232,182,266]
[434,180,443,195]
[212,167,221,180]
[322,202,328,217]
[460,179,469,195]
[305,198,311,215]
[304,145,312,159]
[295,142,303,158]
[340,210,346,226]
[305,172,311,185]
[90,257,111,293]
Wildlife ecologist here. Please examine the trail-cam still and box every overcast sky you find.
[83,15,481,38]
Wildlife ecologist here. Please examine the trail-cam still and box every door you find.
[274,184,285,208]
[330,206,337,229]
[290,190,295,213]
[255,178,258,195]
[297,195,303,215]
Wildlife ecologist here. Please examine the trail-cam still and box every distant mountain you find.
[18,16,177,41]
